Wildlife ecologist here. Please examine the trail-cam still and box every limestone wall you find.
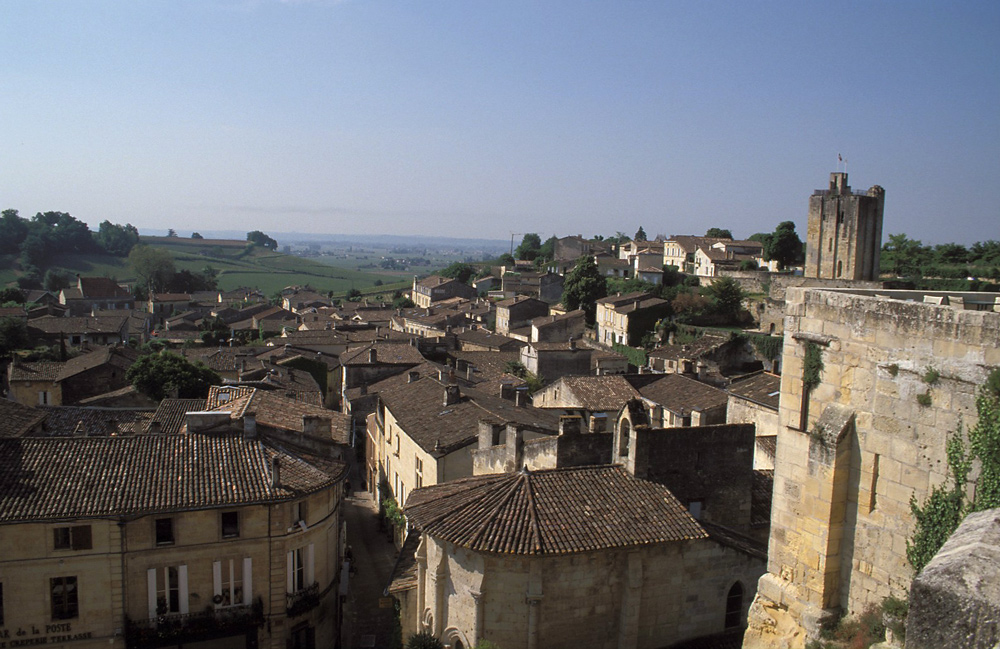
[746,287,1000,648]
[420,536,764,649]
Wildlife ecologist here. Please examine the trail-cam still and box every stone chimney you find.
[466,364,474,381]
[368,348,378,364]
[149,421,162,435]
[500,383,515,401]
[408,371,420,383]
[514,389,528,407]
[302,415,330,437]
[589,413,607,433]
[696,361,707,381]
[478,421,504,449]
[559,415,583,436]
[444,384,461,407]
[244,411,257,437]
[505,424,524,469]
[271,457,280,488]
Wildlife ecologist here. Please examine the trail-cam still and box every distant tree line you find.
[0,208,140,285]
[881,234,1000,279]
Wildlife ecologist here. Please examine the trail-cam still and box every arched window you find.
[618,419,631,457]
[725,582,744,629]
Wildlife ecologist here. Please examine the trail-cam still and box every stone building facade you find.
[399,466,765,649]
[0,434,347,649]
[803,172,884,281]
[745,287,1000,648]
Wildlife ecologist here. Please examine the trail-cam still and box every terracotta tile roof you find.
[205,387,349,445]
[638,374,729,414]
[8,360,63,382]
[728,372,781,411]
[55,346,138,381]
[380,377,560,455]
[205,385,256,410]
[0,400,46,438]
[648,334,730,361]
[751,469,774,528]
[75,277,131,299]
[0,307,27,318]
[387,532,421,595]
[404,465,707,555]
[454,328,524,351]
[148,399,208,434]
[756,435,776,461]
[27,315,128,335]
[38,406,155,436]
[545,376,641,411]
[0,435,345,522]
[341,342,426,366]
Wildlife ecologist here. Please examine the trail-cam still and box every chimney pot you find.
[271,457,280,488]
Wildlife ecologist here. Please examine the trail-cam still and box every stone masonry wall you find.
[745,287,1000,649]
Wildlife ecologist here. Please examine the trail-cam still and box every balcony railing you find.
[286,582,321,618]
[125,598,264,648]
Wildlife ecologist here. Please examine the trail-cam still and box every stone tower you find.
[804,172,884,281]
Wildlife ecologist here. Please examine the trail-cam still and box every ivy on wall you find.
[803,341,823,392]
[907,368,1000,573]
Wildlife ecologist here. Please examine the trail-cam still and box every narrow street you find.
[341,465,403,649]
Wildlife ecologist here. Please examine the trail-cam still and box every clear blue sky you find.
[2,1,998,245]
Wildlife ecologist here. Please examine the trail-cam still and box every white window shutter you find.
[243,557,253,605]
[306,543,315,585]
[178,565,189,615]
[212,561,222,599]
[147,568,157,618]
[286,551,294,593]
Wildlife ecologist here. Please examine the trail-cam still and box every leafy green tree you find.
[934,242,969,266]
[536,236,557,263]
[0,209,28,254]
[0,317,31,358]
[346,288,363,300]
[561,256,607,325]
[191,232,203,239]
[392,295,416,309]
[95,221,140,256]
[0,288,26,304]
[497,253,515,266]
[440,262,477,284]
[882,233,932,276]
[634,226,648,242]
[167,228,178,237]
[514,233,542,261]
[705,227,733,239]
[166,269,217,293]
[128,245,176,293]
[763,221,804,270]
[43,269,71,293]
[704,276,745,322]
[246,230,278,250]
[126,351,221,400]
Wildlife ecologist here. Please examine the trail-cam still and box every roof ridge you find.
[466,473,529,550]
[522,468,544,554]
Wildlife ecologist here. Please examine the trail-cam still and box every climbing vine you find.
[748,333,783,361]
[803,341,823,392]
[907,369,1000,572]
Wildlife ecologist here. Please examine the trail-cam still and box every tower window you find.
[725,582,744,629]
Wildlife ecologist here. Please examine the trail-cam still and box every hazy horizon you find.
[3,1,998,246]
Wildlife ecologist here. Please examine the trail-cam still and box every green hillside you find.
[1,236,413,299]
